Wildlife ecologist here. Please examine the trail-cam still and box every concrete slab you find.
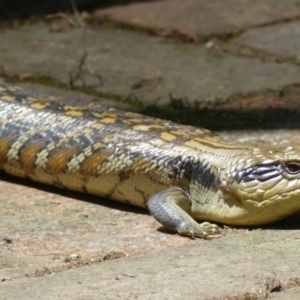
[94,0,300,37]
[234,20,300,60]
[1,228,300,299]
[1,22,300,106]
[272,286,300,300]
[0,175,195,280]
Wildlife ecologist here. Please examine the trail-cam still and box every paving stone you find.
[272,286,300,300]
[234,20,300,60]
[94,0,300,37]
[1,229,300,299]
[0,177,193,280]
[1,22,300,106]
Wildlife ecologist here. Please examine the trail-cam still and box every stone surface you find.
[1,228,300,299]
[1,22,300,106]
[94,0,300,37]
[234,20,300,60]
[0,174,192,280]
[272,286,300,300]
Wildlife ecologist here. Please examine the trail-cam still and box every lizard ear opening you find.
[283,162,300,174]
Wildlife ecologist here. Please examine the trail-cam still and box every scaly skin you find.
[1,83,300,238]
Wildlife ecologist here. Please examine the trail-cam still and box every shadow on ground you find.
[0,0,159,20]
[142,106,300,131]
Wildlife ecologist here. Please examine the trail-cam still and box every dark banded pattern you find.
[235,161,281,183]
[1,82,300,233]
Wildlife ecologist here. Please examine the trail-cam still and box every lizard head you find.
[219,146,300,225]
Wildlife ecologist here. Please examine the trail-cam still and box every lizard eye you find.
[283,162,300,174]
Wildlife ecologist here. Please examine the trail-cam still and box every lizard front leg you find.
[148,187,221,238]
